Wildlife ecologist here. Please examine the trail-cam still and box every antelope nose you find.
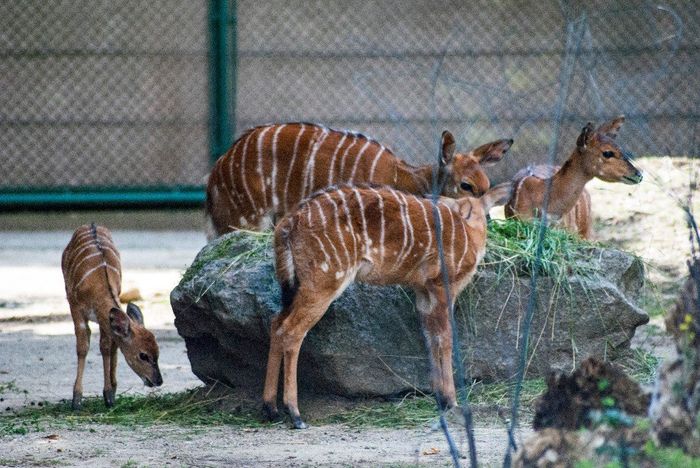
[624,170,643,185]
[153,368,163,387]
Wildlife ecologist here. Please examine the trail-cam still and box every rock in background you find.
[171,231,648,397]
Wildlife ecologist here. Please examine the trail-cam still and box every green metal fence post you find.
[209,0,236,165]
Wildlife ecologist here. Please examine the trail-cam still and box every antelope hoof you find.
[291,415,308,430]
[103,389,115,408]
[435,392,451,411]
[262,402,281,422]
[72,392,82,411]
[444,405,467,428]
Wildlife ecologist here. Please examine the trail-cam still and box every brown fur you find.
[61,224,162,409]
[262,181,512,428]
[206,122,512,238]
[505,117,642,238]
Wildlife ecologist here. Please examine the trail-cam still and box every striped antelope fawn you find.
[62,224,162,409]
[263,182,512,428]
[504,117,642,238]
[206,122,513,237]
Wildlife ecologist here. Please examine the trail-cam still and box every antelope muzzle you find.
[622,153,643,185]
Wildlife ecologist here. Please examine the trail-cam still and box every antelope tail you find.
[274,216,299,309]
[205,170,224,241]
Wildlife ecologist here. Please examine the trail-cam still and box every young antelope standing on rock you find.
[263,181,512,429]
[505,116,642,238]
[206,122,513,237]
[62,224,162,409]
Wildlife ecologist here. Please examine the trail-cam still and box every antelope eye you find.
[139,352,149,362]
[602,151,615,159]
[460,182,473,193]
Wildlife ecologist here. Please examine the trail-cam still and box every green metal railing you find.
[209,0,236,165]
[0,187,207,209]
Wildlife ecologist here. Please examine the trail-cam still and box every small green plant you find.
[320,394,437,428]
[637,278,669,318]
[180,230,273,285]
[0,381,24,395]
[0,414,42,436]
[642,440,700,467]
[467,378,546,408]
[0,389,266,434]
[621,348,661,385]
[322,379,546,428]
[484,218,600,280]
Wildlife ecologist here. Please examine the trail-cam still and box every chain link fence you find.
[0,0,210,194]
[237,0,699,183]
[0,0,697,199]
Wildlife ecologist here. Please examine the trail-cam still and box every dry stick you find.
[432,197,476,468]
[502,13,588,468]
[425,19,478,468]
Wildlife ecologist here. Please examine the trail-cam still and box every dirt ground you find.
[0,217,517,467]
[0,156,696,466]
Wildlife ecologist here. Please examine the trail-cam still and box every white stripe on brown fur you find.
[327,134,348,186]
[283,123,308,213]
[271,124,286,210]
[62,224,162,411]
[206,123,513,238]
[263,182,512,428]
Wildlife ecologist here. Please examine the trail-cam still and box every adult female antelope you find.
[62,224,162,409]
[206,122,513,237]
[504,117,642,238]
[263,177,512,428]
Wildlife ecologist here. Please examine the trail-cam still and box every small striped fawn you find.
[263,182,512,429]
[62,224,162,409]
[504,116,642,238]
[206,122,513,237]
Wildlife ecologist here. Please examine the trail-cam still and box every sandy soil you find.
[1,423,516,467]
[588,156,700,301]
[0,156,694,466]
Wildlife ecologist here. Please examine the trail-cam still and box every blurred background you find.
[0,0,697,210]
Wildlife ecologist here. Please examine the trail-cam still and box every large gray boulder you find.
[171,231,648,397]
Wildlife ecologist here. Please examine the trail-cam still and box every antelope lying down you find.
[62,224,162,409]
[206,122,513,237]
[505,117,642,238]
[263,180,512,429]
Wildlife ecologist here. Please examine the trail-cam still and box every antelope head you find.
[439,131,513,198]
[576,116,643,185]
[109,303,163,388]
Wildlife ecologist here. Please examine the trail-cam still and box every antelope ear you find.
[440,131,456,166]
[576,123,595,148]
[596,115,625,138]
[479,182,512,212]
[472,138,514,166]
[126,302,144,325]
[109,308,131,339]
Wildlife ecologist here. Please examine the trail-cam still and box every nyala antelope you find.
[505,116,642,238]
[263,180,513,429]
[62,224,162,409]
[206,122,513,237]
